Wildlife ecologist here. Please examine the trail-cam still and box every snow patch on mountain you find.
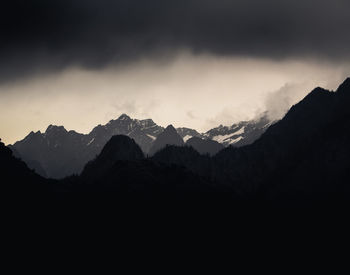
[87,138,95,146]
[147,134,156,141]
[212,133,238,143]
[183,135,193,142]
[232,126,245,136]
[229,136,244,144]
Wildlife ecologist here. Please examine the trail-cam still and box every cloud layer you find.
[1,0,350,82]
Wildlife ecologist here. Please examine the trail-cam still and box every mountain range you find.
[1,78,350,207]
[10,112,272,179]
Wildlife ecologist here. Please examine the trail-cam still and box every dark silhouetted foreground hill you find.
[81,135,144,179]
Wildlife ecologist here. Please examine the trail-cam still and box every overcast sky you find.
[1,0,349,144]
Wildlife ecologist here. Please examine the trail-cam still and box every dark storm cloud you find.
[1,0,349,82]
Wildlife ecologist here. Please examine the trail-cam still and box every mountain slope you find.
[149,125,185,156]
[10,126,87,179]
[176,127,204,142]
[186,137,224,156]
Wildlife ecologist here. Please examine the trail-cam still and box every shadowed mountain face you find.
[10,126,87,179]
[93,135,144,162]
[0,139,50,191]
[9,146,47,177]
[81,135,144,179]
[338,77,350,94]
[149,125,185,156]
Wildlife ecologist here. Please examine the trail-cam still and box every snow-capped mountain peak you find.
[205,115,275,147]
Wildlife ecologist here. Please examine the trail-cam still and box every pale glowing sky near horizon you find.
[1,1,350,145]
[0,52,348,145]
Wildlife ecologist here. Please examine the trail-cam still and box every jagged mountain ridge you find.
[11,113,273,179]
[88,114,164,153]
